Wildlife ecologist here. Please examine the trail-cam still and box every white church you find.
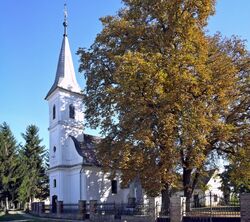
[45,8,148,207]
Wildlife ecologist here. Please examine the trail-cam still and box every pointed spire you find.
[45,4,81,100]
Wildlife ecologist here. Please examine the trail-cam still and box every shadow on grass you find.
[0,212,55,222]
[0,213,32,221]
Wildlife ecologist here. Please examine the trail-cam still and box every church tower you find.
[45,5,84,204]
[45,4,141,206]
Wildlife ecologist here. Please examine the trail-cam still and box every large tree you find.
[78,0,250,211]
[0,122,19,210]
[18,125,49,205]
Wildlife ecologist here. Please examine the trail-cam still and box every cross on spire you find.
[63,3,68,36]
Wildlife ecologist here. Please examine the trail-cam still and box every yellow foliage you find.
[78,0,249,196]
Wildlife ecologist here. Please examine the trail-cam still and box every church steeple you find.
[46,4,84,205]
[45,4,81,100]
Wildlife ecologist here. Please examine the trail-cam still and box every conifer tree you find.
[18,125,49,204]
[0,122,19,210]
[78,0,249,211]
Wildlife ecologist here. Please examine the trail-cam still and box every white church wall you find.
[49,126,61,167]
[58,171,65,201]
[50,124,83,167]
[49,167,81,203]
[82,167,130,203]
[48,92,63,167]
[65,167,81,203]
[49,165,148,204]
[60,126,83,166]
[59,91,84,124]
[48,92,60,125]
[49,171,59,202]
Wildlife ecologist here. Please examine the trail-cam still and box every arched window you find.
[69,104,75,119]
[53,146,56,153]
[53,105,56,119]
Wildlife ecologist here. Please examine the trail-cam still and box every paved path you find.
[1,211,86,222]
[19,212,84,222]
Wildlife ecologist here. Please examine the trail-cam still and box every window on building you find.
[53,146,56,153]
[214,194,218,202]
[53,179,57,188]
[194,194,199,207]
[111,180,117,194]
[69,104,75,119]
[53,105,56,119]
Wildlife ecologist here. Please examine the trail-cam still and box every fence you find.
[31,194,250,222]
[31,200,160,221]
[62,203,79,214]
[183,193,240,218]
[94,202,155,216]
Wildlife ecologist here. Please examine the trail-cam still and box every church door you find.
[52,195,57,213]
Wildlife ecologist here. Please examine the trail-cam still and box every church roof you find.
[45,8,81,100]
[70,134,101,166]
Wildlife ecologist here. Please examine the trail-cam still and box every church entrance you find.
[52,195,57,213]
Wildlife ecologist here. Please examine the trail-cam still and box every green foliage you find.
[0,122,20,205]
[220,165,250,198]
[0,123,49,207]
[18,125,49,204]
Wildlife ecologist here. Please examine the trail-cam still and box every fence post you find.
[209,191,212,222]
[128,197,136,208]
[57,201,63,217]
[31,203,34,213]
[90,200,97,213]
[78,200,86,220]
[35,203,38,214]
[148,197,157,222]
[38,202,45,215]
[241,193,250,222]
[89,200,97,221]
[170,197,186,222]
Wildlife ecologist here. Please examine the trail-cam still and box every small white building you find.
[195,169,223,207]
[174,169,223,207]
[45,11,145,207]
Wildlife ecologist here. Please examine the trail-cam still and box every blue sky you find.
[0,0,249,149]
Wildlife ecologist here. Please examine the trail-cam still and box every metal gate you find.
[182,193,240,222]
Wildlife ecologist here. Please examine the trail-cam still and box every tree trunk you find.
[5,197,9,210]
[161,184,171,216]
[4,197,9,214]
[224,189,230,205]
[183,167,192,211]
